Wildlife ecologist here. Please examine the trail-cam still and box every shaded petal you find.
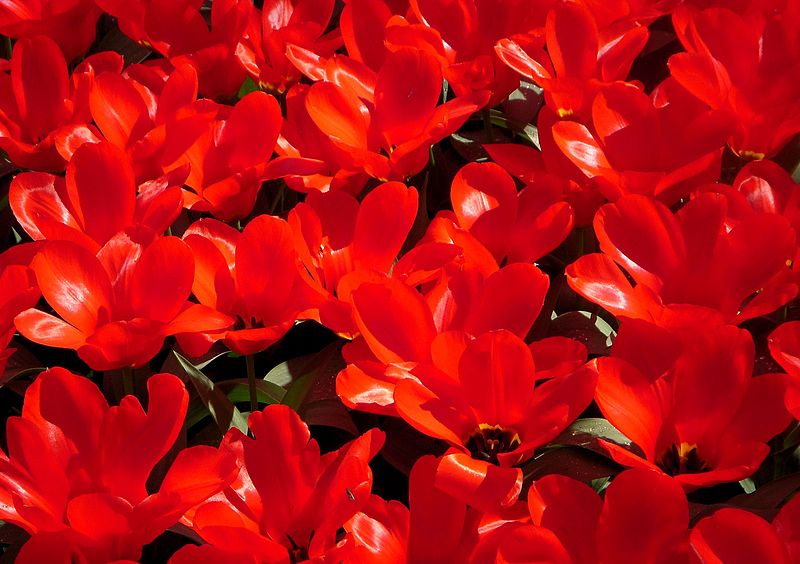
[690,509,790,563]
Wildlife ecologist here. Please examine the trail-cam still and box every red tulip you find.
[0,0,101,61]
[567,193,797,324]
[301,46,486,182]
[11,141,183,253]
[589,318,793,490]
[691,508,793,563]
[15,235,232,370]
[237,0,341,94]
[768,321,800,420]
[391,329,594,512]
[495,469,690,563]
[0,36,122,171]
[0,367,238,563]
[669,3,800,157]
[552,79,732,204]
[288,181,418,334]
[0,245,41,376]
[496,0,649,119]
[161,91,283,220]
[177,404,385,563]
[336,262,552,415]
[180,214,319,356]
[447,161,573,264]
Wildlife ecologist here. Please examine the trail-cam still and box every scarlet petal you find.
[435,450,523,513]
[690,509,790,563]
[773,493,800,562]
[217,91,281,172]
[465,263,549,338]
[31,241,113,335]
[350,278,436,365]
[352,182,418,272]
[566,253,649,318]
[552,121,612,179]
[769,321,800,378]
[14,309,85,349]
[89,72,152,149]
[236,215,297,322]
[65,142,137,245]
[340,0,391,70]
[244,405,319,540]
[100,373,188,503]
[527,474,601,564]
[458,330,536,427]
[597,469,689,563]
[592,357,662,460]
[11,36,70,142]
[497,525,571,564]
[546,0,598,80]
[130,237,194,323]
[375,48,440,147]
[594,195,684,291]
[393,378,475,446]
[9,173,83,244]
[407,455,467,562]
[306,81,370,149]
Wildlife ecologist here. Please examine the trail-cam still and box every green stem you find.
[122,366,135,397]
[246,354,257,414]
[482,108,493,143]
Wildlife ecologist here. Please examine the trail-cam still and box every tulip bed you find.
[1,0,800,562]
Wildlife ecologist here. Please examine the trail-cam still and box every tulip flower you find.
[0,367,238,563]
[175,404,385,563]
[15,235,232,370]
[589,318,793,490]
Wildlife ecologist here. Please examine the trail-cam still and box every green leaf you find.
[174,351,249,434]
[553,417,632,449]
[238,76,259,98]
[280,342,342,411]
[226,380,286,405]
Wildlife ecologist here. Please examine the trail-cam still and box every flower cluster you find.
[0,0,799,562]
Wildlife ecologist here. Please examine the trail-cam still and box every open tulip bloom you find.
[2,0,800,561]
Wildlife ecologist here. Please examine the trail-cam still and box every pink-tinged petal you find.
[11,36,70,142]
[465,263,549,338]
[435,450,523,514]
[101,373,188,503]
[407,455,467,562]
[691,509,790,563]
[350,278,436,365]
[217,91,281,172]
[551,121,612,179]
[236,214,298,322]
[14,309,86,349]
[592,357,661,460]
[527,474,600,564]
[90,71,152,149]
[458,330,536,427]
[130,236,194,323]
[352,182,417,272]
[244,405,319,541]
[31,241,112,334]
[306,81,369,149]
[375,47,440,147]
[566,253,653,319]
[394,378,475,446]
[597,469,689,563]
[594,195,684,291]
[65,142,137,245]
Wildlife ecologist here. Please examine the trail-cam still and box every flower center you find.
[466,424,521,465]
[657,442,709,476]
